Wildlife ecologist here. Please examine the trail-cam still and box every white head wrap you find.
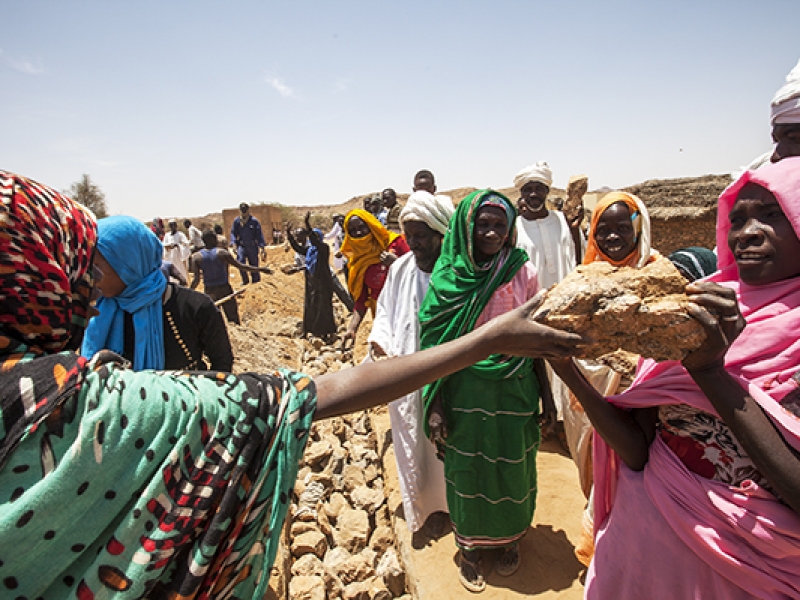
[513,161,553,190]
[771,58,800,124]
[400,191,454,235]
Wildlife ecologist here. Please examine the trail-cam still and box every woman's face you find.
[473,205,509,262]
[347,216,370,239]
[594,202,637,262]
[728,182,800,285]
[93,251,126,298]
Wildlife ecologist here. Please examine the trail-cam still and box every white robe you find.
[368,252,448,532]
[515,210,580,420]
[515,210,578,290]
[162,231,191,282]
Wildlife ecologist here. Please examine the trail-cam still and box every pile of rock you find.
[279,412,409,600]
[534,255,706,361]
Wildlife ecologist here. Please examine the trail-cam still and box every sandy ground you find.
[223,247,588,598]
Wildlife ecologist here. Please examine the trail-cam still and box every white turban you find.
[400,191,454,235]
[513,161,553,190]
[771,58,800,124]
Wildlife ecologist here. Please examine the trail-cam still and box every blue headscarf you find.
[82,216,167,370]
[305,229,324,275]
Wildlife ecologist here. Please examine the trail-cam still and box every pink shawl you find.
[592,157,800,598]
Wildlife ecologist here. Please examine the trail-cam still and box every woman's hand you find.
[428,394,448,455]
[484,292,589,360]
[380,251,398,266]
[682,281,746,373]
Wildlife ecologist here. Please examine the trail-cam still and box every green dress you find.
[420,189,541,549]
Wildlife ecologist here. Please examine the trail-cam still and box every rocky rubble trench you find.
[223,267,410,599]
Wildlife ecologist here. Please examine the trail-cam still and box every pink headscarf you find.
[592,157,800,598]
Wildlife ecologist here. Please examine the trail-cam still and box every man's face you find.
[771,123,800,162]
[369,198,383,214]
[403,221,443,273]
[240,205,249,216]
[169,221,178,232]
[382,189,397,208]
[519,181,550,220]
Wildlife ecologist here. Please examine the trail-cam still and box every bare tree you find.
[67,174,108,218]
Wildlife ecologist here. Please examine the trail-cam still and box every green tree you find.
[67,174,108,218]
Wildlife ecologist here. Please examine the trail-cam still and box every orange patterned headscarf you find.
[583,191,655,268]
[340,209,399,306]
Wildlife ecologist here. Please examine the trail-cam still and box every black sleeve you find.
[287,233,306,255]
[197,295,234,372]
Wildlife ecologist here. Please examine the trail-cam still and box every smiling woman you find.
[550,157,800,599]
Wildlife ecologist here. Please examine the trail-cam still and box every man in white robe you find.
[513,161,584,428]
[162,218,191,283]
[368,191,454,536]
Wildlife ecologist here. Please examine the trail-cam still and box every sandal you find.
[495,543,521,577]
[458,550,486,593]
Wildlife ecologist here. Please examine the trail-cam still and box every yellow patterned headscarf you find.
[340,209,399,308]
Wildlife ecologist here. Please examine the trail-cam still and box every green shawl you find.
[419,189,530,422]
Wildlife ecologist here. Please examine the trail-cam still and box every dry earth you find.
[216,247,587,599]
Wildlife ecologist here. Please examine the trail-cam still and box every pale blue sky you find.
[2,1,798,220]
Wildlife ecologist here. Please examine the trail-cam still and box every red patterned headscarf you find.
[0,170,97,356]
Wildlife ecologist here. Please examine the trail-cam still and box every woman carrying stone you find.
[551,158,800,598]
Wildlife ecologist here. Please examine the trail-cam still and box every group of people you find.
[1,58,800,600]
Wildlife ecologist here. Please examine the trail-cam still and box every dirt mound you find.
[624,174,732,210]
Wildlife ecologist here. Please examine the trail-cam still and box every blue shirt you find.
[230,215,266,249]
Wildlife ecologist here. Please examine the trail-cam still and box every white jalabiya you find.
[368,252,448,532]
[515,210,580,420]
[515,210,578,290]
[162,231,191,282]
[324,221,345,271]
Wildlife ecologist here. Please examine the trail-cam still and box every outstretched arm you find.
[219,249,271,274]
[683,281,800,514]
[315,293,588,419]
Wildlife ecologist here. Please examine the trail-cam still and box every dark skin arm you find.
[285,223,307,255]
[549,357,658,471]
[566,210,584,264]
[217,249,271,274]
[315,293,588,420]
[683,281,800,514]
[534,358,557,433]
[190,249,271,290]
[342,308,366,346]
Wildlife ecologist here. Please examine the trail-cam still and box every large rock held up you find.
[533,255,706,361]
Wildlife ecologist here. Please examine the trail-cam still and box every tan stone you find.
[368,525,394,554]
[342,581,371,600]
[349,485,384,514]
[367,576,393,600]
[290,520,320,537]
[305,439,334,468]
[291,529,328,559]
[376,547,405,597]
[324,491,350,521]
[291,553,325,578]
[341,464,366,492]
[565,174,588,224]
[337,553,375,585]
[333,508,370,553]
[533,255,706,361]
[288,574,326,600]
